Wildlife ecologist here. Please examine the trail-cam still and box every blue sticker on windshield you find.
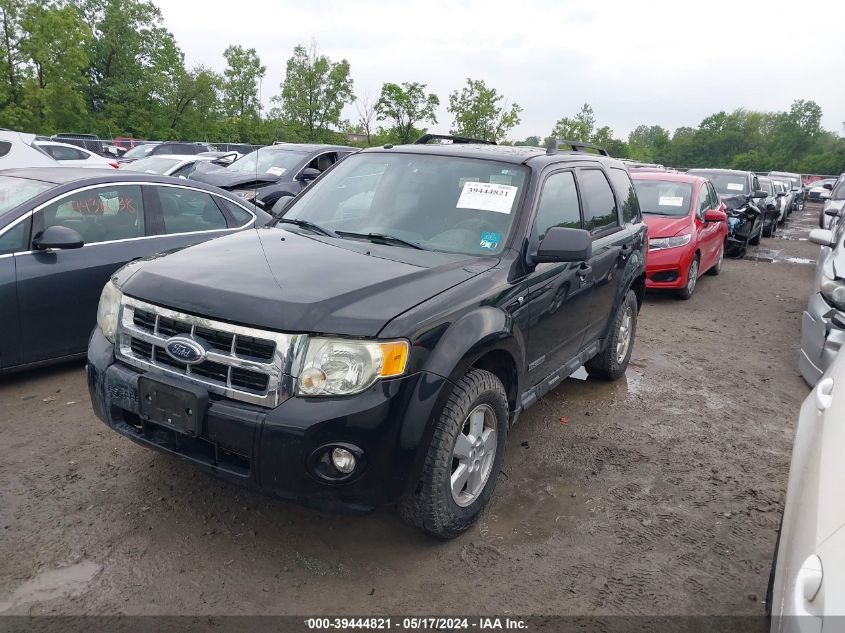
[480,231,501,250]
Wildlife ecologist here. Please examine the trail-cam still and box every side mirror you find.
[704,209,727,223]
[534,227,592,263]
[825,207,840,218]
[297,167,321,182]
[33,225,84,250]
[776,191,786,197]
[751,190,768,199]
[271,196,294,215]
[809,228,835,247]
[823,183,833,190]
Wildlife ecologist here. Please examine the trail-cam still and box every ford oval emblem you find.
[164,336,206,365]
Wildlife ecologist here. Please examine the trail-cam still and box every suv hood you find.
[642,214,691,238]
[719,194,749,210]
[119,228,497,337]
[191,169,283,190]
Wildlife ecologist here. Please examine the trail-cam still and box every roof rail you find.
[545,138,609,156]
[414,134,496,145]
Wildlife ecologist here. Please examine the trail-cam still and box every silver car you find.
[820,175,845,230]
[770,346,845,627]
[800,222,845,385]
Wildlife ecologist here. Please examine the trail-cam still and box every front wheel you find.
[398,369,508,539]
[585,289,638,380]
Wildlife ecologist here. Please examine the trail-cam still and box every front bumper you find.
[87,329,451,511]
[645,244,695,290]
[799,292,845,386]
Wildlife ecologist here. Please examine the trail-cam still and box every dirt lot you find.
[0,204,823,616]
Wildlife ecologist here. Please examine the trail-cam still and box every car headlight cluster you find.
[648,234,692,252]
[298,338,409,396]
[96,280,123,343]
[821,279,845,312]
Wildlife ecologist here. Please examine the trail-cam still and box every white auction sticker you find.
[266,167,287,176]
[456,182,518,214]
[659,196,684,207]
[726,182,744,191]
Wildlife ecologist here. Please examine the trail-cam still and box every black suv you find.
[189,143,357,210]
[87,137,647,538]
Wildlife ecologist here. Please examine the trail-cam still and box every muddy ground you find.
[0,204,824,616]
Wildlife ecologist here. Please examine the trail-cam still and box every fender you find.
[599,228,647,340]
[397,306,526,498]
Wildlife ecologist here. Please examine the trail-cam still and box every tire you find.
[677,254,699,300]
[749,221,762,245]
[398,368,508,539]
[707,243,724,276]
[585,289,638,381]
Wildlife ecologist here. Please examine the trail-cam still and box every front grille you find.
[116,296,305,407]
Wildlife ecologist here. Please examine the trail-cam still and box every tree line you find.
[1,0,842,174]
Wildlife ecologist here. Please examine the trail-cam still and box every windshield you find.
[123,156,181,174]
[772,178,791,191]
[689,171,748,196]
[123,144,156,159]
[759,178,773,195]
[0,175,53,220]
[281,152,528,256]
[228,148,307,175]
[632,180,693,217]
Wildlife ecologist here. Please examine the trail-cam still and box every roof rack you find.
[545,139,609,156]
[414,134,496,145]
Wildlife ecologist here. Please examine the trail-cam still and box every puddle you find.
[480,479,588,545]
[745,248,815,265]
[567,365,649,396]
[0,560,100,612]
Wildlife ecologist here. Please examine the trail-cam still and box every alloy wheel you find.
[450,404,497,507]
[686,258,698,295]
[615,304,633,364]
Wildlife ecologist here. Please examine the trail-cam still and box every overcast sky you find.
[152,0,845,141]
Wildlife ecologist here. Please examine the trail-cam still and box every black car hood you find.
[119,228,497,337]
[190,169,283,190]
[719,194,748,210]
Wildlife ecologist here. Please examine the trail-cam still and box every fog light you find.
[331,447,356,474]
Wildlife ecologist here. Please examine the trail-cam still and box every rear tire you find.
[707,243,724,276]
[677,255,699,300]
[585,289,638,380]
[398,369,508,539]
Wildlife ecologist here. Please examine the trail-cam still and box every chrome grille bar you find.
[115,295,307,408]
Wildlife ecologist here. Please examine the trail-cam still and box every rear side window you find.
[157,187,227,234]
[533,171,581,242]
[220,198,254,227]
[608,168,640,223]
[579,169,619,234]
[35,185,145,244]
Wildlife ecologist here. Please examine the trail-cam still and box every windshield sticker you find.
[727,183,744,191]
[457,182,518,214]
[488,174,513,186]
[266,167,286,176]
[480,231,501,250]
[658,196,684,207]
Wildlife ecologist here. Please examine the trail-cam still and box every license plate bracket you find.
[138,374,208,436]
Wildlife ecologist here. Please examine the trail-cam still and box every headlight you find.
[297,338,409,396]
[821,279,845,311]
[648,234,692,252]
[235,189,257,201]
[96,281,123,343]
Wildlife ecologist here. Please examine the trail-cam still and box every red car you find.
[631,172,728,299]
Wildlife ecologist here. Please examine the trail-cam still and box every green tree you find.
[276,41,353,141]
[220,44,264,141]
[627,125,671,164]
[518,135,541,147]
[546,103,595,144]
[375,81,439,144]
[447,78,521,142]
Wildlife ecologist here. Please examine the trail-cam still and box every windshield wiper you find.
[274,217,339,238]
[336,231,428,250]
